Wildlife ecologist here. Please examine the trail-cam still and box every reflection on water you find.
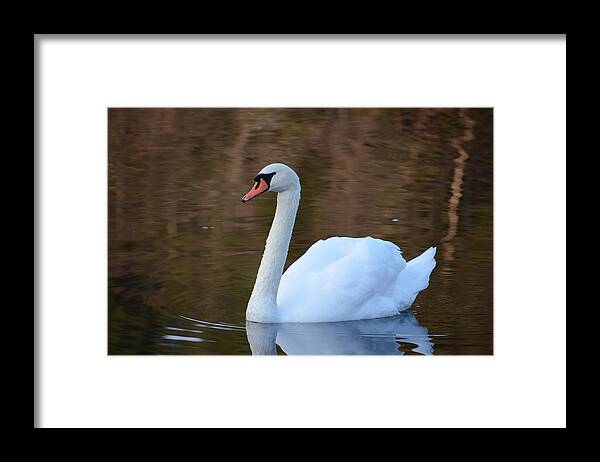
[247,311,434,355]
[108,108,493,355]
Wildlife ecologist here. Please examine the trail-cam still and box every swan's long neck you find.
[246,186,300,322]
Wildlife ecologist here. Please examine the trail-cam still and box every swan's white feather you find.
[276,236,436,322]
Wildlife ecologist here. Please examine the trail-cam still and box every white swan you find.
[241,163,437,323]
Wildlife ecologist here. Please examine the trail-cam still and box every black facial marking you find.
[253,172,276,186]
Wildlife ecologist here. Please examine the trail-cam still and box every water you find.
[108,108,493,355]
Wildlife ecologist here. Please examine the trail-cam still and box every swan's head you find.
[241,163,300,203]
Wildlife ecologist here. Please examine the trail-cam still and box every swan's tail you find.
[394,247,437,310]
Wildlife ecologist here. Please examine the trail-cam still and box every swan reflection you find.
[246,310,433,355]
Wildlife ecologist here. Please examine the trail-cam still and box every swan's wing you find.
[278,237,408,322]
[393,246,437,309]
[282,237,361,276]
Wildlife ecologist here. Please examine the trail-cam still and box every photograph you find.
[36,35,565,428]
[108,107,493,355]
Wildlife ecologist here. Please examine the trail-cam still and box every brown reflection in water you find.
[441,109,476,270]
[108,108,493,355]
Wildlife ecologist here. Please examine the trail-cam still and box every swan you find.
[241,162,437,323]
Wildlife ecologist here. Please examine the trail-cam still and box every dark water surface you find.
[108,108,493,355]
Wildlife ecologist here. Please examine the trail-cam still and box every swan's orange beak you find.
[241,178,269,203]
